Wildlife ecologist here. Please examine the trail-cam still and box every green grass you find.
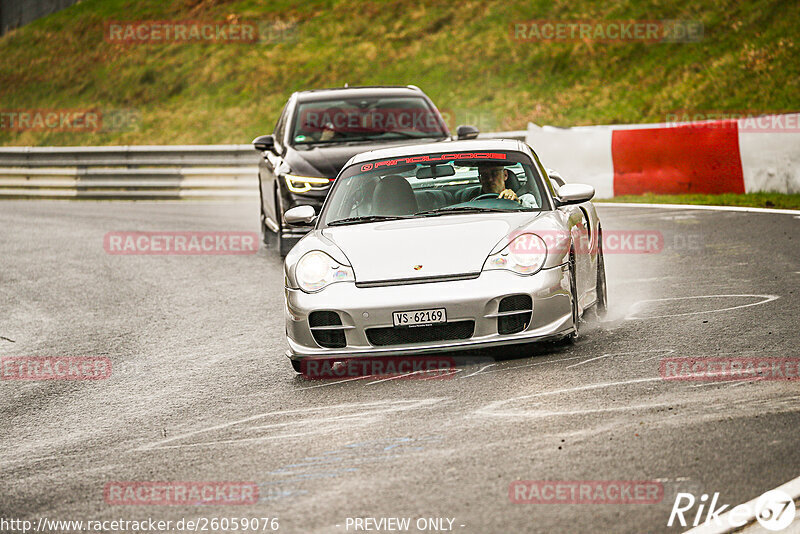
[597,192,800,209]
[0,0,798,146]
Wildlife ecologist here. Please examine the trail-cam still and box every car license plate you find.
[393,308,446,327]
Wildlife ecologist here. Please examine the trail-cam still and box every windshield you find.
[320,151,551,226]
[290,96,448,145]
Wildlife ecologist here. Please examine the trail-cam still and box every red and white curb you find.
[527,113,800,198]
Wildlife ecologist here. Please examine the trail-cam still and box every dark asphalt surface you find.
[0,200,798,534]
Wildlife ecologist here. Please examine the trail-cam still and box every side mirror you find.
[252,134,275,152]
[546,168,566,188]
[556,183,595,205]
[456,125,479,140]
[284,205,316,226]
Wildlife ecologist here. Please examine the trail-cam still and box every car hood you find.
[286,138,447,177]
[321,212,546,283]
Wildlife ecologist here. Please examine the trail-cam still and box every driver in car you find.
[478,164,538,208]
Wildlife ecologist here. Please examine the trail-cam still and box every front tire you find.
[258,179,271,246]
[277,227,292,258]
[260,206,271,246]
[273,189,294,258]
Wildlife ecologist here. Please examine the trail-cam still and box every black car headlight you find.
[284,174,330,194]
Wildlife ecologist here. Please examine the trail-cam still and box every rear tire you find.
[587,230,608,321]
[290,359,302,373]
[594,248,608,318]
[566,249,579,342]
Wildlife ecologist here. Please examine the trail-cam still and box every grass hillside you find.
[0,0,798,146]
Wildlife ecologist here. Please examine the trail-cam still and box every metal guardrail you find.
[0,145,260,166]
[0,133,527,200]
[0,145,260,199]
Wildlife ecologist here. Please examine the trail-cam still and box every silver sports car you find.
[281,139,606,372]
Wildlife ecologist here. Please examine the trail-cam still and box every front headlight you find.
[483,233,547,275]
[284,174,330,193]
[296,250,355,293]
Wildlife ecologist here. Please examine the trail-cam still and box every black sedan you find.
[252,85,479,256]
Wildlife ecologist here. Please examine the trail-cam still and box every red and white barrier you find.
[526,113,800,197]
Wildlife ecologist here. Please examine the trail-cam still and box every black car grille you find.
[366,321,475,347]
[309,311,346,349]
[497,295,533,335]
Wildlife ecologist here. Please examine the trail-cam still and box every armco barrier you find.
[0,132,526,200]
[3,124,798,199]
[0,145,260,199]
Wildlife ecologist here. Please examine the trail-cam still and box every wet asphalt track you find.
[0,200,798,534]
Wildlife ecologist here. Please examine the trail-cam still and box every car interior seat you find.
[373,175,418,216]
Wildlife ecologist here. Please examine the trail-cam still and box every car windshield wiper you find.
[415,206,519,216]
[327,215,414,226]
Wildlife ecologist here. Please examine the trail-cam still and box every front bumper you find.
[285,265,573,360]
